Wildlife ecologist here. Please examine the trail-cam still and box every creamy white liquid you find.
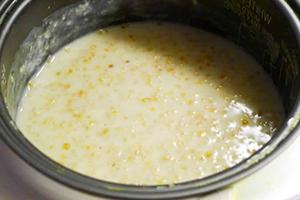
[17,22,284,185]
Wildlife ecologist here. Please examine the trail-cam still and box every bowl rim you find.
[1,0,300,199]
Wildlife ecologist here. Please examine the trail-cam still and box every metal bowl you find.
[1,0,300,199]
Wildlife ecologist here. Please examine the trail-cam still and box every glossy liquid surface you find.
[17,22,284,185]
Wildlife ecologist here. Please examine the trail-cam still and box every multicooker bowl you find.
[1,0,300,199]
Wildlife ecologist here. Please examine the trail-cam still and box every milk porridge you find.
[17,22,284,185]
